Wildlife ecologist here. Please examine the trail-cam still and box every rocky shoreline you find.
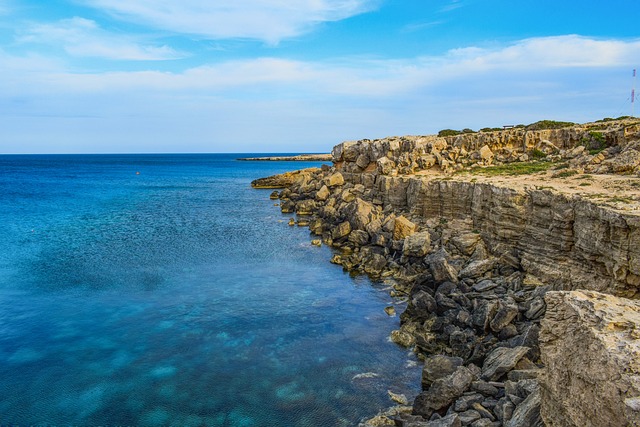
[253,118,640,427]
[238,154,332,161]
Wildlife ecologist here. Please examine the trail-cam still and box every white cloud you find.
[2,35,640,153]
[18,17,184,60]
[78,0,379,43]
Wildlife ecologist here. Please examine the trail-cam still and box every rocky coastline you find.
[237,154,332,161]
[253,118,640,427]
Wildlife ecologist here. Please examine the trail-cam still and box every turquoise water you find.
[0,154,420,426]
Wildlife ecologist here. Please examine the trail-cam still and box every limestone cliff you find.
[255,118,640,427]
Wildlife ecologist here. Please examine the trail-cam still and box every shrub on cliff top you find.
[525,120,575,130]
[438,129,462,137]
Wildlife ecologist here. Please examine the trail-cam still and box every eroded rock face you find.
[258,120,640,427]
[539,290,640,427]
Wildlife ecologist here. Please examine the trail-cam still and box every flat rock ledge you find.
[254,120,640,427]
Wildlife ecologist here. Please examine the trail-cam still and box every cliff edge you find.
[256,118,640,427]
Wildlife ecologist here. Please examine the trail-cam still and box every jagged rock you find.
[295,199,316,215]
[403,231,431,257]
[451,232,482,256]
[421,413,461,427]
[345,198,376,230]
[481,346,530,381]
[489,299,519,333]
[349,230,370,245]
[324,172,345,187]
[421,355,464,388]
[459,258,497,279]
[472,279,498,292]
[377,156,395,175]
[332,221,352,240]
[457,410,481,425]
[479,145,494,163]
[280,200,295,213]
[427,249,458,283]
[393,215,416,240]
[472,300,499,332]
[540,290,640,427]
[413,366,474,417]
[505,388,542,427]
[316,185,330,201]
[390,329,416,347]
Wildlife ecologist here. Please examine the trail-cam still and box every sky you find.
[1,0,640,154]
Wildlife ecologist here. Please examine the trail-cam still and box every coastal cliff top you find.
[329,117,640,214]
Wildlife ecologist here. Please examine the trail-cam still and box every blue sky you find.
[1,0,640,153]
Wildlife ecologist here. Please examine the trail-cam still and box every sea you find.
[0,153,421,426]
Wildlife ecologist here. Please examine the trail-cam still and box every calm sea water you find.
[0,154,420,426]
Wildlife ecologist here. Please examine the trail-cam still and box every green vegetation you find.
[438,128,476,137]
[530,148,547,159]
[438,129,461,137]
[554,170,579,178]
[460,161,553,177]
[480,127,503,132]
[525,120,575,131]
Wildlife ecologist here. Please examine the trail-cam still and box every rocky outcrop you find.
[255,119,640,427]
[539,290,640,427]
[251,167,324,188]
[239,154,332,161]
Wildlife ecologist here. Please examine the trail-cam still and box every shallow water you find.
[0,154,420,426]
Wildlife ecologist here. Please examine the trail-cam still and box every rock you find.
[393,216,416,240]
[324,172,345,188]
[384,306,396,316]
[539,290,640,427]
[288,218,295,226]
[390,329,416,348]
[377,156,395,175]
[403,231,431,257]
[332,221,352,240]
[295,199,316,215]
[316,185,330,201]
[311,239,322,247]
[479,145,494,163]
[269,190,279,199]
[413,366,474,417]
[421,355,464,388]
[459,258,497,279]
[505,389,542,427]
[472,300,499,332]
[349,230,370,246]
[422,413,461,427]
[345,198,376,230]
[481,346,530,381]
[457,410,481,425]
[388,390,408,405]
[489,299,519,333]
[453,394,484,412]
[427,249,459,283]
[472,279,499,292]
[451,232,481,256]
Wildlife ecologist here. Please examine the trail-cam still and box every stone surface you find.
[481,346,530,381]
[393,215,417,240]
[413,366,474,417]
[403,231,432,257]
[540,290,640,427]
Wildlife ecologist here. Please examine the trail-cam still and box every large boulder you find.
[393,215,416,240]
[539,290,640,427]
[403,231,431,257]
[413,366,474,418]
